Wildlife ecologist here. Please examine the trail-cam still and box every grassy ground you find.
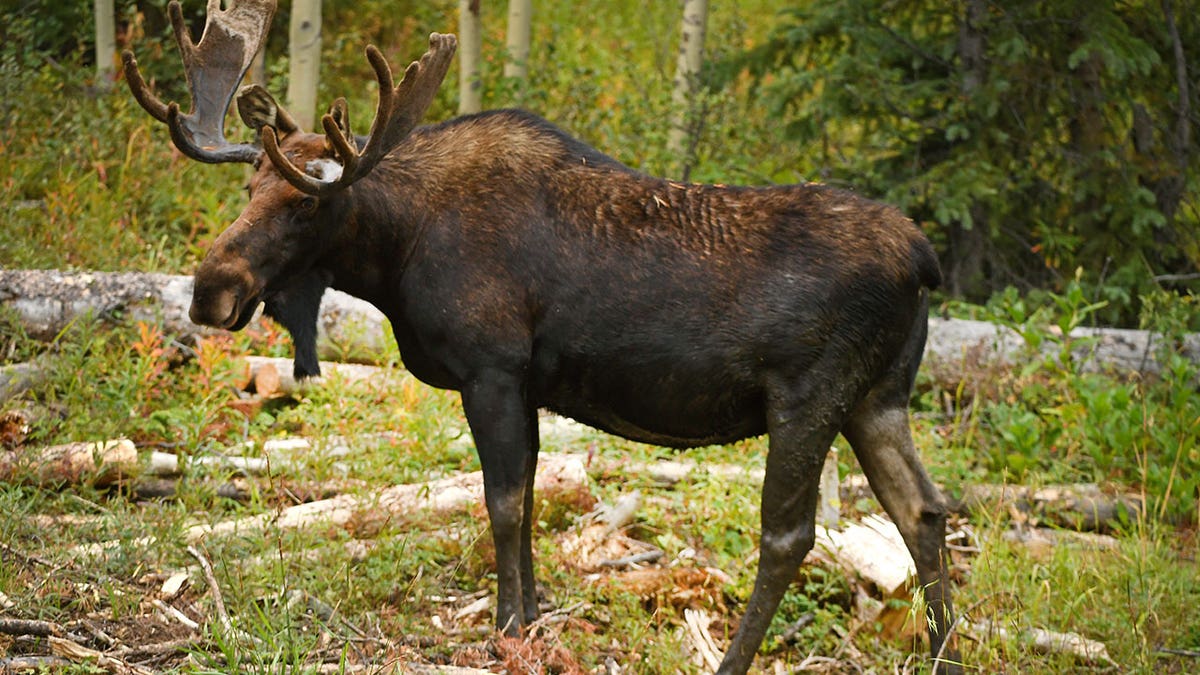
[0,311,1197,673]
[2,0,1198,672]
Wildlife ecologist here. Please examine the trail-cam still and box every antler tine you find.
[358,35,458,174]
[122,51,170,123]
[124,0,277,164]
[264,33,457,196]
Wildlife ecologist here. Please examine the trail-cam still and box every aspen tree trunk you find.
[248,45,267,88]
[93,0,116,89]
[287,0,323,131]
[458,0,483,114]
[503,0,532,84]
[668,0,708,180]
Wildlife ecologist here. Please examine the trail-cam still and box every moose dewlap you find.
[123,1,961,673]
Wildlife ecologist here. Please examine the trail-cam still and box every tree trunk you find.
[667,0,708,180]
[1159,0,1191,224]
[287,0,323,131]
[503,0,532,84]
[458,0,483,114]
[946,0,990,300]
[93,0,116,88]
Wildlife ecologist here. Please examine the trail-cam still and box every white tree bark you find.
[458,0,483,114]
[667,0,708,178]
[287,0,323,131]
[183,453,588,543]
[93,0,116,87]
[503,0,532,82]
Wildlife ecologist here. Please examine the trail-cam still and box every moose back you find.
[123,2,961,673]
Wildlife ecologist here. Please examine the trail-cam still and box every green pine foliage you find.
[730,0,1200,325]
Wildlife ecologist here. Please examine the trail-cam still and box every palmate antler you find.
[260,34,458,196]
[125,1,456,192]
[123,0,276,164]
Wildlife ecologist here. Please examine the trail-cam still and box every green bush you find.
[941,284,1200,523]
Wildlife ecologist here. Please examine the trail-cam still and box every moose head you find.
[123,0,455,376]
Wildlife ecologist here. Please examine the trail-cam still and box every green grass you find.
[1,313,1199,672]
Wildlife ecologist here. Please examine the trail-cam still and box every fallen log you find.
[0,269,389,360]
[967,619,1116,666]
[4,271,1196,376]
[69,455,590,558]
[0,438,136,486]
[1001,527,1121,559]
[924,316,1200,377]
[243,355,400,395]
[182,453,589,543]
[958,483,1143,532]
[814,515,914,599]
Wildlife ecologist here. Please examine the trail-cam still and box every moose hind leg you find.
[842,400,962,674]
[717,385,841,675]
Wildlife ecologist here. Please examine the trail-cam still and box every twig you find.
[1157,647,1200,658]
[184,542,267,648]
[77,619,116,648]
[0,655,71,671]
[111,637,200,658]
[0,618,62,637]
[526,601,590,638]
[186,545,232,635]
[48,636,157,675]
[597,548,664,568]
[150,599,201,632]
[185,544,264,649]
[932,591,1018,672]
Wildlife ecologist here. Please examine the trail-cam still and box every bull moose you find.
[123,1,961,672]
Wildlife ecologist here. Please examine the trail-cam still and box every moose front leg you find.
[461,370,539,634]
[519,419,541,623]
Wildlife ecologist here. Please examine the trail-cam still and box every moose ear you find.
[236,84,301,136]
[324,98,353,152]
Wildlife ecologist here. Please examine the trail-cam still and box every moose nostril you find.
[189,291,239,329]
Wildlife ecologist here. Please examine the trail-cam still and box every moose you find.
[123,1,961,672]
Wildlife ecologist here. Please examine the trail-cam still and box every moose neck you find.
[311,110,630,315]
[315,168,425,310]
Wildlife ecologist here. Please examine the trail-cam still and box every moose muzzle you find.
[189,241,264,330]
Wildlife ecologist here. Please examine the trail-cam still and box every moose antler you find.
[262,33,458,196]
[123,0,276,164]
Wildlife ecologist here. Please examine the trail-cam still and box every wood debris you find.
[560,491,664,570]
[968,619,1116,666]
[684,607,724,671]
[183,453,589,543]
[960,483,1142,531]
[0,438,136,486]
